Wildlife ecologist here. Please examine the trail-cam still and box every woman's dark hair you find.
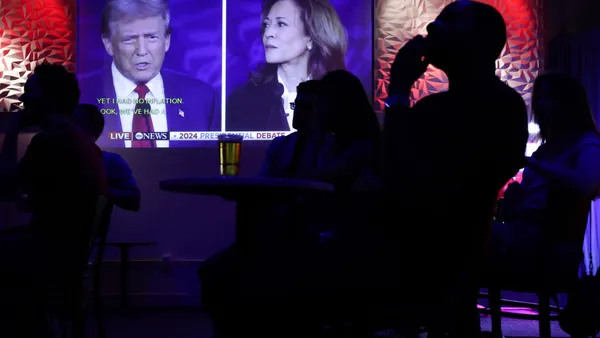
[319,70,380,141]
[252,0,347,84]
[293,80,322,130]
[532,72,599,142]
[320,70,382,174]
[74,104,106,140]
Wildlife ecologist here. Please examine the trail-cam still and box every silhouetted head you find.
[20,63,80,124]
[293,80,322,131]
[261,0,347,80]
[426,1,506,74]
[101,0,171,84]
[74,104,106,141]
[532,72,599,143]
[318,70,380,140]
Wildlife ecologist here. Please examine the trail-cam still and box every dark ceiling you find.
[544,0,600,40]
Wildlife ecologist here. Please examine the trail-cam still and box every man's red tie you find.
[132,84,156,148]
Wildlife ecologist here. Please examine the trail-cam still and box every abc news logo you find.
[108,132,170,140]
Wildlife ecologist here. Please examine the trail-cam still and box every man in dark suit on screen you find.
[78,0,220,148]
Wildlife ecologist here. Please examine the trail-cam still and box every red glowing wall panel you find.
[374,0,542,115]
[0,0,76,112]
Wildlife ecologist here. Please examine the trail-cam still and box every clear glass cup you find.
[218,134,243,176]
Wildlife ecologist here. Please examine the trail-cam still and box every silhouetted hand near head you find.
[389,35,429,100]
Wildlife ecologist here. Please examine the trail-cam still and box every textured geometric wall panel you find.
[0,0,76,112]
[485,0,541,113]
[374,0,452,111]
[374,0,542,115]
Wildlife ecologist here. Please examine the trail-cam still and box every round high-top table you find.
[159,176,334,250]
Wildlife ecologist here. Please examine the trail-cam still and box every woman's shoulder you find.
[270,134,296,149]
[572,133,600,156]
[101,150,126,164]
[572,133,600,153]
[265,133,299,157]
[549,133,600,162]
[225,67,284,131]
[580,132,600,143]
[228,70,281,100]
[248,65,277,86]
[227,79,256,99]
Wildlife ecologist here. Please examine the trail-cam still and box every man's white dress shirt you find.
[112,62,169,147]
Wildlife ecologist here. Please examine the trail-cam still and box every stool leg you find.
[538,292,551,338]
[120,247,130,308]
[94,250,106,338]
[489,287,502,338]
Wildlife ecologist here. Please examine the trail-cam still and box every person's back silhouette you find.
[1,64,108,231]
[383,1,529,336]
[74,103,141,211]
[0,63,108,337]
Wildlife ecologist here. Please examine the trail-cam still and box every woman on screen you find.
[226,0,347,131]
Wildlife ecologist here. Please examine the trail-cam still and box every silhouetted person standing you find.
[0,64,108,337]
[383,1,528,336]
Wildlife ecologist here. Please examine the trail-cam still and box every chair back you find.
[88,199,113,265]
[42,195,109,337]
[90,200,113,338]
[42,195,107,281]
[89,197,109,248]
[542,194,599,290]
[559,198,600,337]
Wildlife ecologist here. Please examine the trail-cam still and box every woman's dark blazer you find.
[225,71,291,131]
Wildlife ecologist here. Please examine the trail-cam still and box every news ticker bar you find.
[107,131,293,141]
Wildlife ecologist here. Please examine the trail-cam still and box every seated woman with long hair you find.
[200,70,383,338]
[488,72,600,283]
[260,70,383,235]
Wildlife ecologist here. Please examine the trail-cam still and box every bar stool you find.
[106,241,157,308]
[479,244,581,338]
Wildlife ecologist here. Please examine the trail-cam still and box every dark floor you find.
[84,308,569,338]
